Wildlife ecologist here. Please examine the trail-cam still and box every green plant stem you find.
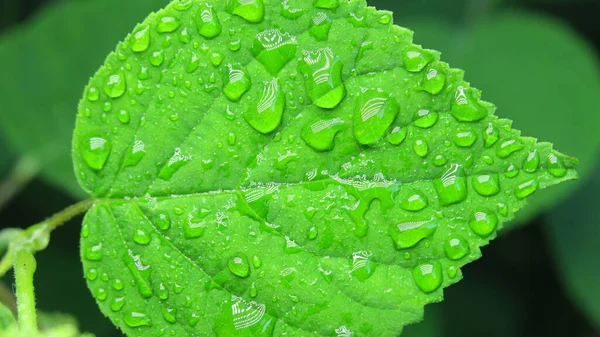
[14,249,37,333]
[38,198,97,233]
[0,156,39,213]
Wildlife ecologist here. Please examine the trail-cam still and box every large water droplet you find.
[228,255,250,278]
[309,12,332,41]
[389,218,437,249]
[299,48,346,109]
[444,236,469,260]
[523,150,540,173]
[504,163,519,178]
[301,117,344,151]
[483,122,499,148]
[130,25,150,52]
[414,109,438,129]
[469,209,498,237]
[421,65,446,95]
[157,16,181,33]
[103,72,126,98]
[387,126,407,145]
[403,45,434,73]
[244,78,285,134]
[451,86,488,122]
[133,229,151,245]
[195,3,222,38]
[413,138,429,157]
[395,188,428,212]
[472,173,500,196]
[252,29,297,75]
[281,0,306,19]
[496,139,525,158]
[453,130,478,147]
[434,164,467,206]
[124,311,151,327]
[156,213,171,231]
[515,179,539,199]
[350,251,376,281]
[547,153,567,177]
[158,148,191,180]
[150,50,165,67]
[124,139,146,167]
[353,89,399,145]
[231,0,265,23]
[82,136,112,171]
[223,64,251,102]
[412,262,443,293]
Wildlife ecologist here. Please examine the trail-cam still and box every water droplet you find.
[84,243,103,261]
[451,86,488,122]
[252,255,262,269]
[244,78,285,134]
[112,279,124,290]
[252,29,297,75]
[350,251,376,281]
[249,282,258,298]
[412,262,443,293]
[95,288,107,301]
[414,109,438,128]
[515,179,539,199]
[124,311,151,327]
[314,0,339,9]
[353,89,399,145]
[413,138,429,157]
[174,0,193,10]
[309,12,332,41]
[123,139,146,167]
[547,153,567,177]
[281,0,306,19]
[387,126,407,145]
[184,217,205,239]
[448,266,458,279]
[301,118,344,151]
[523,150,539,173]
[403,45,434,72]
[228,255,250,278]
[378,13,392,25]
[85,268,98,281]
[155,213,171,231]
[157,16,181,33]
[432,154,448,167]
[130,25,150,52]
[103,72,126,98]
[150,50,165,67]
[179,27,191,44]
[421,66,446,95]
[111,297,125,312]
[209,51,224,67]
[230,0,265,23]
[434,164,467,206]
[472,173,500,196]
[395,188,428,212]
[116,110,130,124]
[469,209,498,237]
[389,219,437,249]
[87,86,100,101]
[348,12,367,27]
[496,139,525,158]
[158,147,191,180]
[298,48,345,109]
[504,163,519,178]
[307,226,318,240]
[133,229,151,245]
[195,3,222,38]
[157,283,169,300]
[483,122,499,148]
[444,237,469,260]
[453,130,478,147]
[223,64,251,102]
[82,136,112,171]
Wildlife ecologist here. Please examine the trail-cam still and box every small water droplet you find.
[386,126,407,145]
[523,150,540,173]
[87,86,100,101]
[314,0,339,9]
[403,45,434,72]
[195,3,222,38]
[412,262,443,293]
[421,65,446,95]
[230,0,265,23]
[395,188,428,212]
[124,311,151,327]
[483,122,499,148]
[85,268,98,281]
[249,282,258,298]
[350,251,376,281]
[413,138,429,157]
[123,139,146,168]
[453,130,478,147]
[133,229,151,245]
[378,13,392,25]
[515,179,539,199]
[472,173,500,196]
[504,163,519,178]
[281,0,306,19]
[209,51,224,67]
[223,64,251,102]
[156,213,171,231]
[130,25,150,52]
[434,164,467,206]
[252,255,262,269]
[158,147,191,180]
[228,255,250,278]
[389,219,437,249]
[448,266,458,279]
[157,16,181,33]
[414,109,438,129]
[150,50,165,67]
[103,72,126,98]
[157,283,169,300]
[469,209,498,237]
[112,279,124,290]
[174,0,193,10]
[451,86,488,122]
[353,89,399,145]
[496,139,525,158]
[309,12,332,41]
[85,243,103,261]
[244,78,285,134]
[298,48,345,109]
[432,154,448,167]
[444,237,469,260]
[111,297,125,312]
[307,226,318,240]
[547,153,567,177]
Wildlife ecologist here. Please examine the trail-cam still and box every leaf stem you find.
[14,249,37,333]
[0,156,40,213]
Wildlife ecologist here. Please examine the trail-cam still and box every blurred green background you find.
[0,0,598,336]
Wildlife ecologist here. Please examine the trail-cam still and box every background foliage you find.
[0,0,598,336]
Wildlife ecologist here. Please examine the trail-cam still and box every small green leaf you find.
[73,0,576,336]
[546,162,600,333]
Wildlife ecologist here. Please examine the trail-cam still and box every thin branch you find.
[14,249,37,332]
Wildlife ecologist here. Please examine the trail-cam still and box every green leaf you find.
[546,161,600,333]
[73,0,576,336]
[0,301,16,330]
[0,0,169,198]
[397,10,600,226]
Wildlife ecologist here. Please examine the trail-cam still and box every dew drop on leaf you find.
[244,78,285,134]
[421,65,446,95]
[523,150,540,173]
[228,255,250,278]
[298,48,345,109]
[156,16,181,33]
[403,45,434,73]
[223,64,251,102]
[386,126,407,145]
[389,219,437,249]
[412,262,443,293]
[133,229,151,246]
[84,243,104,261]
[301,118,344,151]
[353,89,399,145]
[309,12,332,41]
[444,237,470,260]
[82,136,112,171]
[230,0,265,23]
[195,3,222,39]
[396,189,428,212]
[547,153,567,177]
[123,139,146,168]
[252,29,297,75]
[451,86,488,122]
[314,0,339,9]
[472,173,501,197]
[103,72,126,98]
[130,25,150,52]
[496,139,525,158]
[111,297,125,312]
[515,179,539,199]
[86,86,99,102]
[413,138,429,157]
[433,164,468,206]
[453,130,478,148]
[469,209,498,237]
[124,311,151,328]
[483,122,499,148]
[414,109,438,129]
